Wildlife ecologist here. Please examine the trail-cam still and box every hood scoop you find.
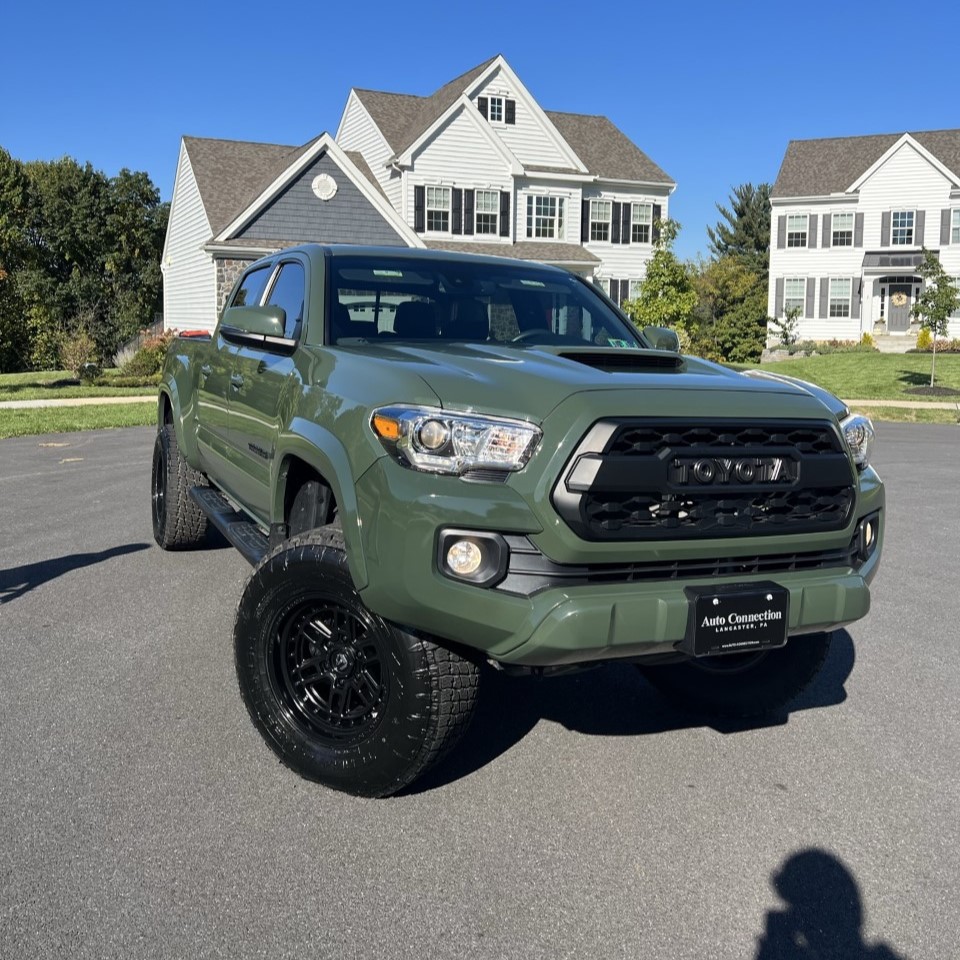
[558,349,684,373]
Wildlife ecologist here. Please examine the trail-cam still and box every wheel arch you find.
[273,424,370,589]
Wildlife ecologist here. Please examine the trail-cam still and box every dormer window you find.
[891,210,914,245]
[477,96,516,125]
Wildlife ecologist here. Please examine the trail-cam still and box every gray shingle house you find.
[162,56,674,331]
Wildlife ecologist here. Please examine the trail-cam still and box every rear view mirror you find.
[222,305,286,338]
[642,325,680,353]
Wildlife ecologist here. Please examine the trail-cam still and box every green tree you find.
[623,219,698,332]
[0,148,31,372]
[912,249,960,386]
[707,183,772,279]
[689,255,768,362]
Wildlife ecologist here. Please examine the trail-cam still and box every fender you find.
[272,418,379,589]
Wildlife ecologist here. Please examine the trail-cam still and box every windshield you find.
[327,255,644,349]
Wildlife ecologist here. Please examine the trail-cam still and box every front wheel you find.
[637,632,833,718]
[234,529,480,797]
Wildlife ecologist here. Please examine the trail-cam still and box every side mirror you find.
[643,325,680,353]
[222,305,286,338]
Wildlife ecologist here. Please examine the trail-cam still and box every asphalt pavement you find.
[0,423,957,960]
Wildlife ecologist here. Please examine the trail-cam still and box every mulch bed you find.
[904,386,960,397]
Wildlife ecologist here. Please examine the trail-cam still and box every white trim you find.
[771,194,857,206]
[786,213,809,248]
[396,93,523,175]
[592,177,677,192]
[848,133,960,192]
[783,277,807,315]
[212,133,423,247]
[589,198,612,243]
[204,242,284,257]
[828,277,852,318]
[890,209,916,246]
[830,210,855,247]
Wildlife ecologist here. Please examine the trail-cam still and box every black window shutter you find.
[941,208,951,245]
[805,278,815,318]
[822,214,831,248]
[851,277,861,320]
[881,211,891,246]
[854,213,864,247]
[505,99,516,125]
[777,215,786,249]
[652,204,662,243]
[611,202,622,244]
[451,188,463,235]
[621,203,631,244]
[774,277,784,316]
[915,210,925,246]
[477,97,488,120]
[463,190,475,236]
[581,199,590,242]
[526,195,533,238]
[414,185,425,232]
[499,191,510,238]
[808,214,818,249]
[819,277,830,319]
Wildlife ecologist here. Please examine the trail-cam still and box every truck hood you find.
[331,342,843,422]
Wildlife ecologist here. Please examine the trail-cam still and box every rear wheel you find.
[151,424,208,549]
[234,528,480,797]
[638,632,832,718]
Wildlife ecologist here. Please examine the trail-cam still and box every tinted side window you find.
[231,265,272,308]
[265,262,305,340]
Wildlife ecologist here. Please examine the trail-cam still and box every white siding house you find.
[336,55,675,302]
[163,56,675,328]
[768,130,960,345]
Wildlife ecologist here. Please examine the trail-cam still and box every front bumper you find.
[354,457,884,667]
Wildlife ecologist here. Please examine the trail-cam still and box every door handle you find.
[200,364,212,377]
[230,374,244,390]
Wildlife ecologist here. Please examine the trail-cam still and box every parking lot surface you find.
[1,423,956,959]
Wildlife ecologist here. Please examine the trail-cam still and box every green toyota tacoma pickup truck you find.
[153,244,883,797]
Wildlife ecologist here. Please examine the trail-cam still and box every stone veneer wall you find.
[215,257,257,316]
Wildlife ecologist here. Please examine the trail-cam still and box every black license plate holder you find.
[681,581,789,657]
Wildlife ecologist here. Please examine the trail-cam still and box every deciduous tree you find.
[623,219,698,332]
[912,249,960,386]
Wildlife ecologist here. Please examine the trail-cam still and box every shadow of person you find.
[756,849,907,959]
[0,543,151,604]
[411,630,856,793]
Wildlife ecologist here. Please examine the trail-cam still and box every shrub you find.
[122,331,175,377]
[860,331,875,349]
[915,327,932,351]
[59,330,98,378]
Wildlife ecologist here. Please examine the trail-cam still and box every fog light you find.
[446,539,483,577]
[857,512,880,564]
[437,529,509,587]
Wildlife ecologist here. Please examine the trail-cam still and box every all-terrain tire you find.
[638,632,833,719]
[151,424,208,549]
[234,528,480,797]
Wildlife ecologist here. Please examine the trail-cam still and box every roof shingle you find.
[772,129,960,198]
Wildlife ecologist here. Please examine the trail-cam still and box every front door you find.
[888,283,912,333]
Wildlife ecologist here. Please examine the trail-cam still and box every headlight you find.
[371,405,541,477]
[840,413,875,467]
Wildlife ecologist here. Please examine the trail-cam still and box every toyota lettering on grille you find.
[670,456,799,486]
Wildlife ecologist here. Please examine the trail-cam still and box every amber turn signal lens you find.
[372,414,401,441]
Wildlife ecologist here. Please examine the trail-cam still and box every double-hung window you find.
[952,210,960,245]
[891,210,914,245]
[488,97,504,123]
[631,203,652,243]
[829,278,851,318]
[783,278,806,315]
[786,214,808,248]
[526,195,565,239]
[951,277,960,319]
[475,190,499,235]
[590,200,612,242]
[832,212,854,246]
[426,186,451,233]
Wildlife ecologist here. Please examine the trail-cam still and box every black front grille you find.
[553,419,856,541]
[497,535,862,596]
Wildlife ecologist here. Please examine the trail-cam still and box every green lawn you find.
[0,369,159,401]
[749,353,960,400]
[0,402,155,439]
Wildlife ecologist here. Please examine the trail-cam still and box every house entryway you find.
[887,283,912,332]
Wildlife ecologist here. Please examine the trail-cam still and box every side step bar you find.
[190,486,269,566]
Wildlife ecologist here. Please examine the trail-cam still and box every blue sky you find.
[3,0,957,261]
